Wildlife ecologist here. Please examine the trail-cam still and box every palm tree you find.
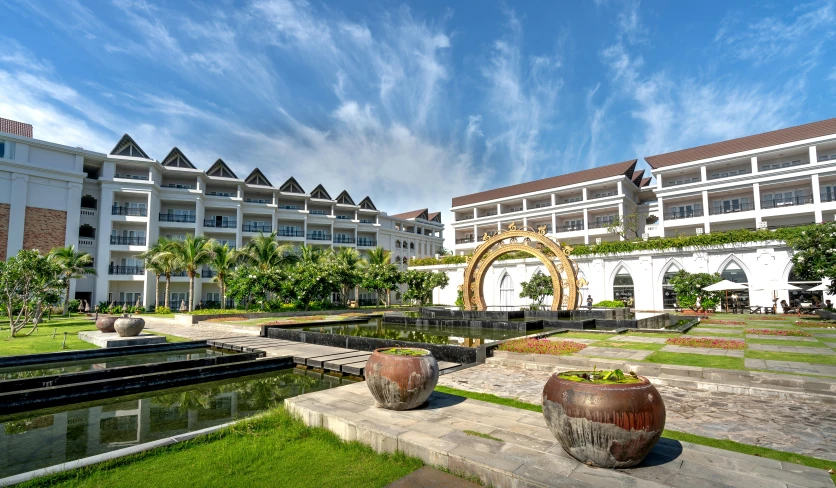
[47,245,96,316]
[209,242,239,310]
[298,243,322,265]
[366,246,392,266]
[168,234,215,312]
[329,247,361,307]
[138,240,168,310]
[147,237,179,310]
[242,232,297,270]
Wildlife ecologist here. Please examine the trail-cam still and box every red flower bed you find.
[497,338,587,356]
[745,328,812,336]
[702,319,745,325]
[794,321,836,328]
[666,337,745,349]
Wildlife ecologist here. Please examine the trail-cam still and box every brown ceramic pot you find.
[542,371,665,468]
[365,347,439,410]
[95,315,118,333]
[114,314,146,337]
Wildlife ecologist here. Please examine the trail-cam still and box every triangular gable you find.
[110,134,150,159]
[279,176,305,194]
[161,147,196,169]
[336,190,356,205]
[416,209,428,220]
[631,169,645,185]
[206,159,238,179]
[245,168,273,187]
[428,212,441,223]
[310,184,332,200]
[359,196,377,211]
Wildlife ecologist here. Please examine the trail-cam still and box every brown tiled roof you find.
[640,177,652,187]
[645,118,836,169]
[630,169,645,185]
[451,159,637,208]
[391,208,428,220]
[428,212,441,222]
[0,117,33,138]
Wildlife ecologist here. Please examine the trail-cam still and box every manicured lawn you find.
[20,407,422,488]
[643,352,746,370]
[553,332,616,340]
[627,332,683,339]
[592,341,665,351]
[746,338,830,347]
[0,316,98,356]
[688,330,744,337]
[745,350,836,365]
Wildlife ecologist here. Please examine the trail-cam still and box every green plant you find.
[156,306,172,314]
[209,242,240,310]
[786,222,836,294]
[360,248,401,307]
[402,270,449,306]
[669,270,722,310]
[47,245,96,316]
[165,234,215,312]
[113,305,123,315]
[0,249,63,337]
[519,272,553,309]
[592,300,625,308]
[68,299,81,313]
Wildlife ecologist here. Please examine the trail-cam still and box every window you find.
[119,292,141,305]
[669,203,702,219]
[563,219,583,230]
[720,262,749,308]
[821,185,835,203]
[0,140,14,159]
[712,197,749,214]
[562,196,582,203]
[534,202,550,208]
[170,292,189,309]
[500,274,514,309]
[788,266,824,306]
[594,191,616,198]
[662,266,680,309]
[612,269,634,302]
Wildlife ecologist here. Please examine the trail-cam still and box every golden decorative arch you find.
[462,225,580,311]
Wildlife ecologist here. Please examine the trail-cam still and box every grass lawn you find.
[688,331,744,337]
[20,407,422,488]
[746,338,830,347]
[627,332,683,339]
[0,316,98,356]
[643,352,746,370]
[745,350,836,365]
[552,332,616,340]
[591,341,665,351]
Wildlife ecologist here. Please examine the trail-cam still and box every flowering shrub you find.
[745,328,812,336]
[794,321,836,328]
[702,319,745,325]
[206,316,249,322]
[497,339,587,356]
[666,337,745,349]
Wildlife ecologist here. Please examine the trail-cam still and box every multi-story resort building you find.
[0,119,443,308]
[431,118,836,310]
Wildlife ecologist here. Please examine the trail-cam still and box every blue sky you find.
[1,0,835,226]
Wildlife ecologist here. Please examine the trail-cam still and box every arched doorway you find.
[788,266,823,306]
[612,268,634,303]
[499,274,514,309]
[662,265,680,309]
[721,262,749,308]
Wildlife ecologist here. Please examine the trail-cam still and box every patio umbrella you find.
[807,283,831,292]
[753,280,802,310]
[703,280,749,312]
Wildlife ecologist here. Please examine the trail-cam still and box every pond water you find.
[0,348,233,381]
[0,368,355,479]
[297,318,539,347]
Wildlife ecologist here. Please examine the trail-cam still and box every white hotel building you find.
[429,118,836,310]
[0,120,443,308]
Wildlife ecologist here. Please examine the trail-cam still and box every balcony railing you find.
[244,198,270,204]
[201,268,217,278]
[556,224,584,232]
[242,223,272,232]
[333,236,356,244]
[357,239,376,247]
[170,270,188,277]
[159,213,196,223]
[307,233,331,241]
[110,235,146,245]
[456,215,473,221]
[112,206,147,216]
[109,265,145,275]
[707,169,750,180]
[359,219,375,224]
[336,215,350,220]
[281,205,301,210]
[822,192,836,203]
[456,236,475,244]
[277,229,304,237]
[204,219,237,228]
[161,183,195,189]
[761,195,814,209]
[309,210,328,215]
[530,225,553,233]
[587,221,615,229]
[709,202,756,215]
[664,209,704,220]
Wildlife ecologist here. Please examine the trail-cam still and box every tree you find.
[327,247,361,307]
[284,262,339,310]
[168,234,215,311]
[47,245,96,316]
[360,247,400,307]
[788,222,836,295]
[209,242,239,309]
[668,270,722,311]
[519,272,553,310]
[298,243,323,266]
[242,232,297,270]
[144,237,178,310]
[0,250,63,337]
[366,246,391,266]
[403,270,449,306]
[606,213,645,240]
[226,265,283,310]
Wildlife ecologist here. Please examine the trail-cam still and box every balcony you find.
[281,205,301,210]
[161,183,195,190]
[336,215,351,220]
[242,223,272,232]
[357,239,377,247]
[707,168,750,180]
[112,206,147,216]
[201,268,217,278]
[761,195,814,209]
[587,221,615,229]
[80,206,96,217]
[159,213,196,223]
[307,233,331,241]
[665,176,700,187]
[333,236,356,244]
[709,202,755,215]
[108,265,145,275]
[207,191,234,197]
[664,209,704,220]
[359,219,375,224]
[456,236,475,244]
[456,215,473,221]
[277,229,304,237]
[556,223,584,232]
[530,224,553,233]
[204,219,237,228]
[310,210,328,215]
[822,192,836,203]
[110,235,146,246]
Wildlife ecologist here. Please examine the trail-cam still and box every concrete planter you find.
[542,371,666,468]
[365,348,439,410]
[114,315,146,337]
[95,315,118,333]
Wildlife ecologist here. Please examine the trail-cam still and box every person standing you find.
[586,295,593,309]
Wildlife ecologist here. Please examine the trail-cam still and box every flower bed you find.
[666,337,746,349]
[701,320,745,325]
[794,321,836,328]
[745,328,812,336]
[205,316,249,322]
[497,338,587,356]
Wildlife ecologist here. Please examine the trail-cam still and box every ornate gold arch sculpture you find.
[462,224,579,311]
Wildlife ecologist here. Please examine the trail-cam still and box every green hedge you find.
[411,225,812,267]
[592,300,625,308]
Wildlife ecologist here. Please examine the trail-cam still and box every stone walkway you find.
[660,345,745,357]
[609,335,668,344]
[745,358,836,377]
[746,334,820,342]
[438,363,836,461]
[546,337,597,344]
[576,346,653,360]
[747,344,835,355]
[143,318,255,340]
[689,327,744,334]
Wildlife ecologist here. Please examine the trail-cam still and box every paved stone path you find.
[576,346,653,360]
[825,342,836,348]
[813,333,836,338]
[747,344,835,355]
[437,363,836,461]
[386,466,479,488]
[144,318,253,340]
[746,334,820,342]
[744,358,836,376]
[698,323,747,328]
[689,327,745,334]
[660,345,745,357]
[609,335,668,344]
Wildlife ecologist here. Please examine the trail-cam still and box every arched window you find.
[500,274,514,309]
[721,262,749,307]
[612,268,634,302]
[410,242,415,250]
[662,265,680,309]
[788,266,822,305]
[395,240,401,249]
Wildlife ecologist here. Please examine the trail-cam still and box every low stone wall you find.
[174,307,414,325]
[384,313,537,332]
[419,307,525,321]
[525,308,630,320]
[816,310,836,320]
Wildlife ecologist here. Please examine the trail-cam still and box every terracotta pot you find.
[365,347,439,410]
[95,315,118,333]
[114,314,146,337]
[542,371,665,468]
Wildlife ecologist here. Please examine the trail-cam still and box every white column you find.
[551,212,556,234]
[582,188,588,200]
[64,182,82,247]
[810,145,818,165]
[702,190,710,234]
[235,204,243,249]
[496,203,501,215]
[812,174,823,223]
[700,166,707,181]
[271,209,278,234]
[95,187,115,305]
[144,191,160,308]
[617,181,623,195]
[582,208,589,244]
[753,183,762,227]
[195,198,205,235]
[551,194,556,206]
[656,196,664,237]
[472,208,477,219]
[522,198,527,211]
[656,174,663,189]
[618,202,625,241]
[6,173,27,258]
[751,156,758,174]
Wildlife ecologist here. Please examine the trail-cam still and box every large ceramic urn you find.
[365,347,439,410]
[114,314,146,337]
[95,315,118,333]
[542,371,666,468]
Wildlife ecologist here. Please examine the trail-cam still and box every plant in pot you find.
[542,368,665,468]
[365,347,439,410]
[114,314,146,337]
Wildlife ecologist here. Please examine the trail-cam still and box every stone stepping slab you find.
[546,337,597,344]
[746,344,835,355]
[809,333,836,338]
[698,322,747,328]
[661,345,745,357]
[679,335,745,341]
[609,335,668,344]
[576,346,653,360]
[745,334,819,342]
[745,358,836,376]
[825,342,836,348]
[689,327,744,334]
[304,351,372,368]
